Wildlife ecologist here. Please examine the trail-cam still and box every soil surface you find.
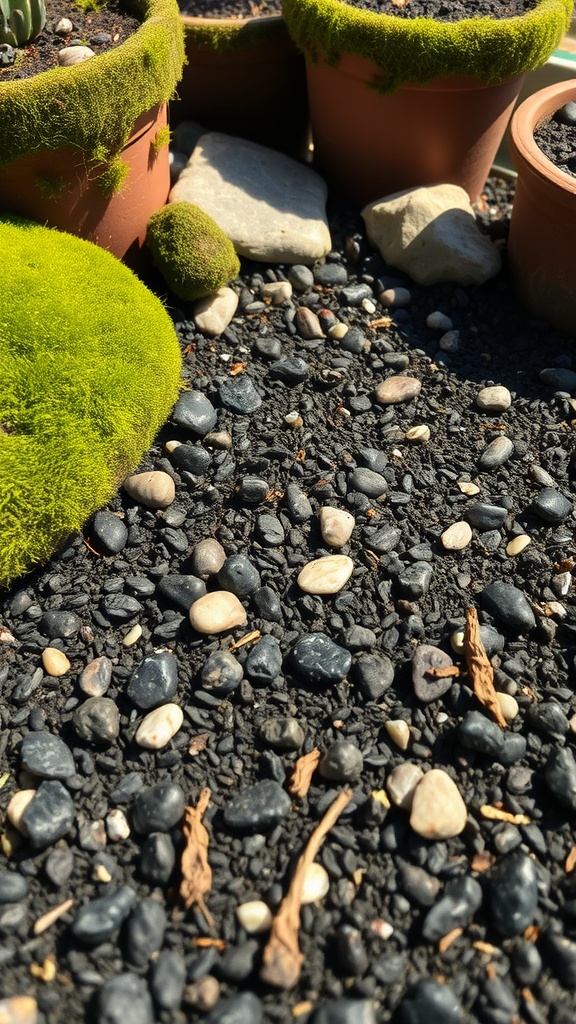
[534,105,576,179]
[0,0,141,83]
[178,0,282,17]
[343,0,536,20]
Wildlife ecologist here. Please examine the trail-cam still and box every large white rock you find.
[362,184,501,287]
[169,132,331,264]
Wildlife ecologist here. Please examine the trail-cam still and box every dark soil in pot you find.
[325,0,535,20]
[178,0,282,15]
[533,101,576,178]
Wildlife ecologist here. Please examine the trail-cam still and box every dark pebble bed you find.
[534,102,576,179]
[1,175,576,1024]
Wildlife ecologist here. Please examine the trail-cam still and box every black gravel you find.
[1,175,576,1024]
[534,102,576,179]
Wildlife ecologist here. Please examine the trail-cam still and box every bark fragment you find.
[463,606,507,728]
[180,788,214,932]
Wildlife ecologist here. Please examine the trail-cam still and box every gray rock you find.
[219,375,262,414]
[268,357,309,385]
[172,390,217,436]
[100,594,142,622]
[0,871,28,904]
[313,998,375,1024]
[477,435,514,470]
[205,991,262,1024]
[223,780,291,831]
[466,502,508,530]
[319,739,364,782]
[258,716,304,751]
[127,652,178,710]
[126,899,167,966]
[480,581,536,632]
[244,635,283,684]
[539,367,576,391]
[526,701,569,741]
[314,263,348,287]
[97,972,154,1024]
[421,876,483,941]
[488,850,538,937]
[396,562,433,600]
[348,468,388,498]
[139,833,176,886]
[531,487,573,524]
[40,609,81,639]
[73,886,137,944]
[457,710,505,757]
[400,978,464,1024]
[200,650,243,695]
[257,513,285,546]
[218,553,261,597]
[412,645,454,703]
[20,731,75,779]
[545,746,576,811]
[132,782,186,835]
[157,574,207,611]
[92,511,128,554]
[284,483,313,522]
[289,264,314,291]
[150,949,186,1011]
[72,697,120,744]
[292,633,352,685]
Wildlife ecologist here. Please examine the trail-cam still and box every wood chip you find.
[228,361,247,375]
[229,629,261,651]
[479,805,530,825]
[522,988,535,1003]
[470,851,496,873]
[463,607,507,728]
[524,925,539,942]
[566,845,576,873]
[438,927,463,952]
[368,316,394,329]
[288,748,321,800]
[427,665,460,679]
[188,733,210,757]
[33,899,74,935]
[194,936,226,950]
[179,789,214,932]
[260,788,353,988]
[473,940,501,955]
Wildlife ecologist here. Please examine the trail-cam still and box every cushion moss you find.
[183,13,288,53]
[146,201,241,301]
[0,0,185,170]
[282,0,573,91]
[0,215,182,589]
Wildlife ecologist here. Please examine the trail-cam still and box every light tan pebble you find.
[189,591,247,634]
[79,819,106,850]
[319,507,355,548]
[122,624,142,647]
[41,647,70,677]
[385,763,424,810]
[426,311,453,331]
[569,714,576,736]
[93,864,112,883]
[260,281,293,305]
[375,376,421,406]
[409,768,467,840]
[295,306,324,340]
[496,692,519,723]
[204,430,233,450]
[457,481,480,496]
[191,538,227,579]
[123,471,175,510]
[301,862,330,904]
[194,286,239,337]
[476,385,512,413]
[362,298,376,313]
[385,720,411,750]
[184,976,220,1012]
[371,919,394,940]
[284,411,303,429]
[329,323,349,340]
[106,809,131,842]
[0,996,39,1024]
[33,899,74,936]
[552,571,572,597]
[79,655,113,697]
[297,555,354,595]
[506,535,532,557]
[441,521,472,551]
[135,704,184,750]
[58,45,94,65]
[235,900,273,933]
[450,630,465,653]
[379,287,411,309]
[405,425,430,443]
[54,16,73,32]
[6,790,35,835]
[543,601,567,619]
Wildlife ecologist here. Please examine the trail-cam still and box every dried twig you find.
[179,789,215,932]
[427,665,460,680]
[566,845,576,873]
[260,788,353,988]
[33,899,74,936]
[479,804,530,825]
[229,629,261,652]
[288,749,321,800]
[463,607,507,728]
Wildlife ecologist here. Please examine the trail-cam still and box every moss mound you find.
[0,216,182,589]
[146,201,240,301]
[282,0,573,90]
[0,0,185,170]
[182,12,288,54]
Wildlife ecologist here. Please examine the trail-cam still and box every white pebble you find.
[329,323,349,340]
[260,281,292,305]
[297,555,353,595]
[405,424,430,443]
[361,298,376,313]
[450,630,465,653]
[42,647,70,677]
[189,591,247,634]
[476,385,512,413]
[7,790,35,835]
[426,311,453,331]
[441,521,472,551]
[284,411,303,429]
[58,45,95,66]
[301,862,330,904]
[55,17,73,32]
[318,507,355,548]
[385,720,410,750]
[122,624,142,647]
[409,769,467,840]
[194,287,238,337]
[235,900,273,933]
[106,809,131,842]
[496,692,519,723]
[135,704,184,750]
[457,481,480,496]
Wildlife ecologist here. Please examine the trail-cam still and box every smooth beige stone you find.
[106,809,131,842]
[496,692,519,723]
[135,704,184,750]
[123,471,175,510]
[189,591,247,634]
[301,862,330,904]
[58,45,94,65]
[319,507,355,548]
[506,534,532,556]
[441,521,472,551]
[405,425,430,443]
[0,996,38,1024]
[410,769,467,840]
[194,287,239,338]
[450,630,465,653]
[385,720,411,750]
[260,281,292,305]
[297,555,353,595]
[375,377,421,406]
[6,790,35,835]
[475,385,512,413]
[458,481,480,496]
[122,624,142,647]
[42,647,70,677]
[329,323,349,340]
[386,763,424,810]
[235,900,273,933]
[191,538,227,579]
[79,656,112,697]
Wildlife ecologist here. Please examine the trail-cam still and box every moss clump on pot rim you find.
[0,0,185,171]
[182,11,288,53]
[146,201,240,301]
[0,215,182,589]
[282,0,573,90]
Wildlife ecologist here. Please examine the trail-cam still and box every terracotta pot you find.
[171,14,309,157]
[0,103,170,265]
[306,54,524,206]
[507,79,576,334]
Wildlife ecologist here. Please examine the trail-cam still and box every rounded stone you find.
[150,950,186,1011]
[258,716,304,751]
[478,435,514,470]
[80,656,113,697]
[218,554,261,597]
[199,650,243,695]
[223,780,291,832]
[466,502,508,530]
[301,862,330,904]
[236,901,273,934]
[506,535,531,557]
[157,574,206,611]
[123,471,175,510]
[244,635,283,685]
[73,885,137,944]
[347,468,388,498]
[475,385,512,412]
[127,652,178,710]
[22,781,75,849]
[400,979,464,1024]
[487,850,538,937]
[91,510,129,554]
[421,876,483,942]
[97,972,154,1024]
[386,763,424,810]
[73,697,120,745]
[291,633,352,685]
[41,647,71,677]
[480,581,536,632]
[132,782,186,835]
[189,591,247,634]
[440,521,472,550]
[531,487,573,525]
[126,899,167,966]
[297,555,354,595]
[20,731,75,779]
[135,704,184,750]
[191,538,227,579]
[219,375,262,414]
[375,376,421,405]
[409,769,467,840]
[172,390,217,436]
[412,645,454,703]
[319,739,363,782]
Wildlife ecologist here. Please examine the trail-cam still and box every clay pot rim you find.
[509,77,576,197]
[180,12,283,28]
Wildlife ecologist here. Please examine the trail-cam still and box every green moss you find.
[0,0,185,170]
[72,0,107,11]
[183,12,288,53]
[96,154,130,195]
[151,123,170,155]
[0,215,182,588]
[282,0,573,90]
[35,174,67,199]
[146,201,240,302]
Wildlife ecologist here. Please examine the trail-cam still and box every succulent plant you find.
[0,0,46,47]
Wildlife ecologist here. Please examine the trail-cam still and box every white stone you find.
[441,521,472,551]
[122,624,142,647]
[42,647,70,677]
[362,185,502,287]
[409,769,467,840]
[170,132,331,264]
[194,286,239,337]
[496,692,519,723]
[450,630,465,653]
[54,17,73,33]
[189,591,247,634]
[385,720,411,750]
[506,535,532,556]
[301,862,330,904]
[235,900,273,933]
[297,555,353,595]
[405,425,430,443]
[426,311,453,331]
[318,507,355,548]
[457,481,480,496]
[260,281,292,305]
[58,45,94,66]
[135,704,184,749]
[386,763,424,810]
[329,323,349,340]
[0,997,38,1024]
[106,809,131,842]
[284,411,303,429]
[6,790,35,835]
[123,471,175,510]
[476,385,512,413]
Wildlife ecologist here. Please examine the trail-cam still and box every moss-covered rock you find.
[146,201,240,301]
[0,216,182,589]
[282,0,573,91]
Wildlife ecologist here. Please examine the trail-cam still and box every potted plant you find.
[0,0,185,263]
[282,0,573,206]
[507,78,576,334]
[170,3,309,157]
